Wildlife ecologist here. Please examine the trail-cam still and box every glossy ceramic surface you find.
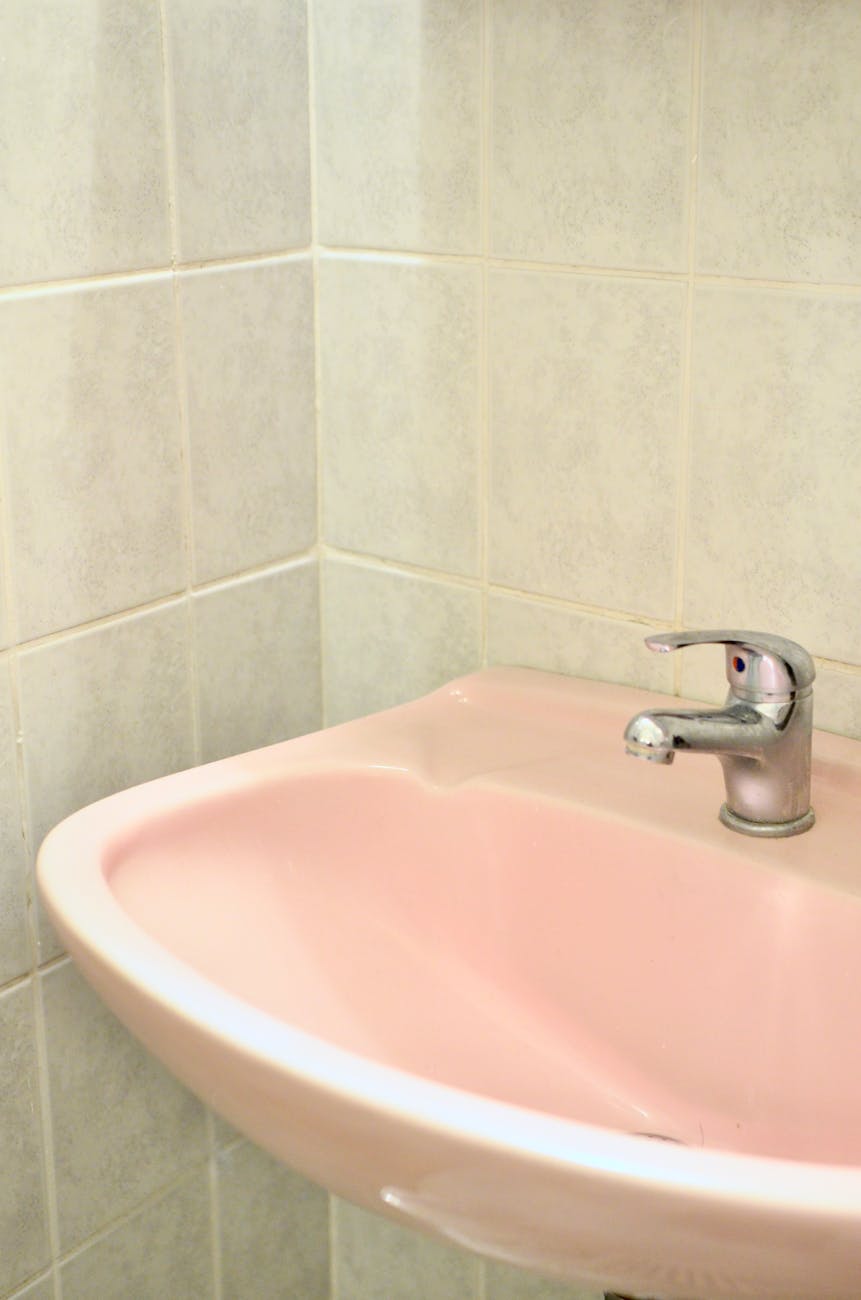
[38,669,861,1300]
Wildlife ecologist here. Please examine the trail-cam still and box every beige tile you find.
[314,0,481,253]
[194,562,321,763]
[685,287,861,664]
[489,269,684,618]
[0,659,30,986]
[20,605,194,960]
[491,0,692,270]
[0,1,169,286]
[485,1259,602,1300]
[1,279,185,641]
[41,962,207,1250]
[323,560,481,725]
[487,593,674,694]
[180,259,316,583]
[218,1143,329,1300]
[0,983,49,1294]
[677,641,727,707]
[168,0,310,260]
[61,1172,212,1300]
[320,257,481,574]
[813,666,861,741]
[7,1276,54,1300]
[697,0,861,282]
[334,1200,480,1300]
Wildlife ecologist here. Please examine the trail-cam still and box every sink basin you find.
[37,668,861,1300]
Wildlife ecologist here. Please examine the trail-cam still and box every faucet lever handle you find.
[644,629,815,699]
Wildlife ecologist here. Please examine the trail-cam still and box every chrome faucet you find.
[624,630,815,837]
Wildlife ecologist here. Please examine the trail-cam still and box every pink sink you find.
[37,668,861,1300]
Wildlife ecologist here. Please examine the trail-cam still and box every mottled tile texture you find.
[3,2,861,1300]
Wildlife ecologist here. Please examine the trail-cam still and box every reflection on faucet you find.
[624,630,815,838]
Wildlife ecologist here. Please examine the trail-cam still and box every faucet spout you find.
[623,630,815,838]
[624,702,776,763]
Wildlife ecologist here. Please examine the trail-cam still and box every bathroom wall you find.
[0,2,325,1297]
[4,2,861,1300]
[316,0,861,745]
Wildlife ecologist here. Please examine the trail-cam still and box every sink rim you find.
[37,671,861,1226]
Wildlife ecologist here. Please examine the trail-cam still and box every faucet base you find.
[719,803,815,838]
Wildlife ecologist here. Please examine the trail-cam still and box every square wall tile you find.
[168,0,310,260]
[0,659,30,987]
[697,0,861,282]
[217,1143,329,1300]
[42,961,208,1250]
[0,1,170,286]
[0,982,49,1295]
[320,257,481,574]
[314,0,481,253]
[20,605,194,960]
[814,667,861,741]
[193,561,321,763]
[60,1172,213,1300]
[685,287,861,663]
[180,259,316,583]
[1,279,185,641]
[20,605,194,855]
[487,593,674,694]
[491,0,692,269]
[334,1200,480,1300]
[323,560,481,725]
[489,270,684,618]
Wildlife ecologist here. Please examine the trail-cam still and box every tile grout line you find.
[30,973,63,1299]
[0,249,314,302]
[672,0,705,695]
[478,0,492,667]
[314,244,861,295]
[6,552,317,658]
[3,249,861,303]
[156,5,215,1295]
[0,231,63,1299]
[155,0,203,775]
[306,0,327,735]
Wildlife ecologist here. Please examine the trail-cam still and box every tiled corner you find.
[19,605,194,960]
[322,559,481,725]
[41,962,208,1250]
[0,0,170,286]
[697,0,861,283]
[179,258,316,583]
[313,0,481,253]
[334,1200,480,1300]
[0,982,49,1296]
[0,279,185,642]
[488,269,684,618]
[0,659,29,987]
[217,1143,329,1300]
[487,593,674,694]
[167,0,311,261]
[193,561,321,763]
[60,1173,212,1300]
[319,257,481,574]
[685,287,861,664]
[491,0,692,270]
[485,1259,602,1300]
